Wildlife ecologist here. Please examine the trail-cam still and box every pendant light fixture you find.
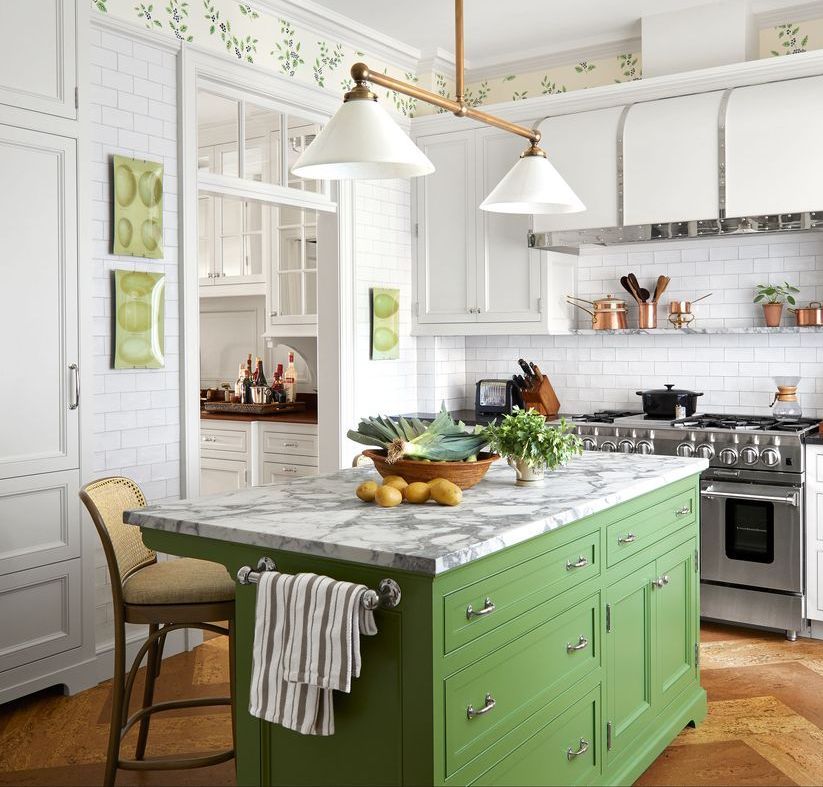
[292,0,584,216]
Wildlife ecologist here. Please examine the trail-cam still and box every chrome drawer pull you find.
[282,441,300,448]
[282,467,297,474]
[566,738,589,760]
[566,635,588,653]
[466,693,496,719]
[617,533,637,545]
[653,575,670,589]
[566,556,589,570]
[675,504,691,517]
[466,597,495,620]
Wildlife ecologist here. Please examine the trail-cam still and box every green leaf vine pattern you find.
[203,0,229,39]
[512,90,528,101]
[771,23,808,56]
[238,2,257,18]
[540,76,566,94]
[313,41,344,88]
[274,19,303,76]
[228,33,257,62]
[93,0,108,11]
[340,77,354,92]
[575,61,595,74]
[435,72,450,114]
[464,81,488,107]
[135,3,162,28]
[617,53,639,81]
[387,70,418,116]
[165,0,192,42]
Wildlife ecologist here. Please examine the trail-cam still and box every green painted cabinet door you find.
[604,561,654,760]
[654,540,697,710]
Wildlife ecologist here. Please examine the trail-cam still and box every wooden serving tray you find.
[203,401,306,416]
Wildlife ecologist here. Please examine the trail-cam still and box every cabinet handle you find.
[243,468,248,485]
[466,693,496,720]
[282,441,299,448]
[566,635,588,653]
[271,311,279,317]
[653,575,670,589]
[466,597,495,620]
[282,466,297,474]
[566,556,589,571]
[675,504,691,517]
[617,532,637,545]
[566,738,590,760]
[68,364,79,410]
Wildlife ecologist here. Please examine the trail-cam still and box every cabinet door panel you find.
[416,132,476,323]
[475,130,541,323]
[655,540,696,707]
[200,457,248,495]
[0,125,78,480]
[0,0,76,119]
[605,563,654,759]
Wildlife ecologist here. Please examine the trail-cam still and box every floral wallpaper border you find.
[91,2,823,117]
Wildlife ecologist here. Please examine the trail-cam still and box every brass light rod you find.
[350,63,540,145]
[347,0,540,147]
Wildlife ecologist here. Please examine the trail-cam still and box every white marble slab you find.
[125,453,707,576]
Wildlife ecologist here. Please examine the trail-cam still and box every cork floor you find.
[2,623,823,786]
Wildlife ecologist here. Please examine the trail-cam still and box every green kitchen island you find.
[125,451,708,787]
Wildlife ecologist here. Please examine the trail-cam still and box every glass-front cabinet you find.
[196,85,329,333]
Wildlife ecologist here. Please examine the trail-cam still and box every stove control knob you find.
[676,442,695,458]
[761,447,781,467]
[600,440,617,453]
[741,446,759,465]
[695,443,715,460]
[581,438,597,451]
[618,439,634,454]
[719,448,738,466]
[636,440,654,455]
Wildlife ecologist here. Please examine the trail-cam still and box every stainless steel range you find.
[567,410,820,640]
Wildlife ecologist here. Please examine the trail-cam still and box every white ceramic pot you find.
[507,457,545,486]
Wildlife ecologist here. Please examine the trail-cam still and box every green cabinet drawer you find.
[606,488,695,568]
[471,685,600,786]
[443,531,599,654]
[444,594,598,776]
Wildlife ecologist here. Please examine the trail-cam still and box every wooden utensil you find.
[620,275,641,303]
[652,275,668,302]
[628,273,644,302]
[638,286,651,302]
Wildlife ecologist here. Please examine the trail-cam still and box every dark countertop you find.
[201,410,318,425]
[398,410,498,426]
[804,431,823,444]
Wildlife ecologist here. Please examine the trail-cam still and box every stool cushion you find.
[123,558,235,605]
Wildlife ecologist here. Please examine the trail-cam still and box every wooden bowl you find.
[361,449,500,489]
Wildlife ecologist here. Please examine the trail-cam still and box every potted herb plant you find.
[484,408,582,486]
[754,282,799,327]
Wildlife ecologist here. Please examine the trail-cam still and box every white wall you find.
[89,26,180,646]
[463,234,823,419]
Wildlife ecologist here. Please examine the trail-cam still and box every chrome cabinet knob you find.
[466,693,496,719]
[741,446,759,465]
[719,448,738,466]
[676,442,695,458]
[617,532,637,545]
[761,447,780,467]
[618,439,634,454]
[636,440,654,455]
[600,440,617,453]
[695,443,715,460]
[466,597,496,620]
[653,575,670,588]
[567,738,590,761]
[566,635,589,653]
[566,555,589,571]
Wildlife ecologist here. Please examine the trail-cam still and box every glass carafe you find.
[771,376,802,419]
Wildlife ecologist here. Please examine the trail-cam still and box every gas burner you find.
[670,413,820,433]
[570,410,641,424]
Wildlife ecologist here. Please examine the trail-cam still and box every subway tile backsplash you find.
[455,235,823,419]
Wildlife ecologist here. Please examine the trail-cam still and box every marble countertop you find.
[125,453,707,576]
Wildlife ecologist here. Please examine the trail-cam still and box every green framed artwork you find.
[114,270,165,369]
[370,287,400,360]
[113,155,164,259]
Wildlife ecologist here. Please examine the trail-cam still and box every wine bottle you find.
[242,367,253,404]
[285,353,297,403]
[253,357,267,387]
[272,363,285,403]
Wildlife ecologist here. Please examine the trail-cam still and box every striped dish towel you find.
[249,571,378,735]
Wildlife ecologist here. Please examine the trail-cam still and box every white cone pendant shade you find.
[480,149,585,214]
[291,98,435,180]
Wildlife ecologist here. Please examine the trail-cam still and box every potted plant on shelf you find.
[754,281,799,327]
[484,408,583,486]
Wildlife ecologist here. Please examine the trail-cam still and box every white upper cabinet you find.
[726,75,823,217]
[623,92,723,224]
[533,106,624,232]
[0,1,76,119]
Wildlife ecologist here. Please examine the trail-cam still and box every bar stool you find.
[80,476,236,787]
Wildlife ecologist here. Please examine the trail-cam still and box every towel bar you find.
[236,557,402,610]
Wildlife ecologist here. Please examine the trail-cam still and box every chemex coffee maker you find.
[771,376,802,419]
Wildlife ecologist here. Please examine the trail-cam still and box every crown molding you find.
[466,34,642,82]
[90,12,182,52]
[417,48,457,79]
[754,1,823,26]
[248,0,421,72]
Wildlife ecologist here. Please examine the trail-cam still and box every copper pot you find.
[566,294,628,330]
[791,302,823,326]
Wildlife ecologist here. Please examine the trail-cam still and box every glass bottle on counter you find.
[285,353,297,403]
[235,363,245,401]
[253,357,267,387]
[271,363,285,403]
[242,367,253,404]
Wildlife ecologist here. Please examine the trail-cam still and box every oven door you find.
[700,480,803,594]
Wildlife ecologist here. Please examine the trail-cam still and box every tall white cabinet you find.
[0,0,93,704]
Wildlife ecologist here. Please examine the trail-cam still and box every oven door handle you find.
[700,488,799,507]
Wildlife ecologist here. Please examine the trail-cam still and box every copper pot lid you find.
[592,294,627,312]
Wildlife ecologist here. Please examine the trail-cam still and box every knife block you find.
[521,376,560,419]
